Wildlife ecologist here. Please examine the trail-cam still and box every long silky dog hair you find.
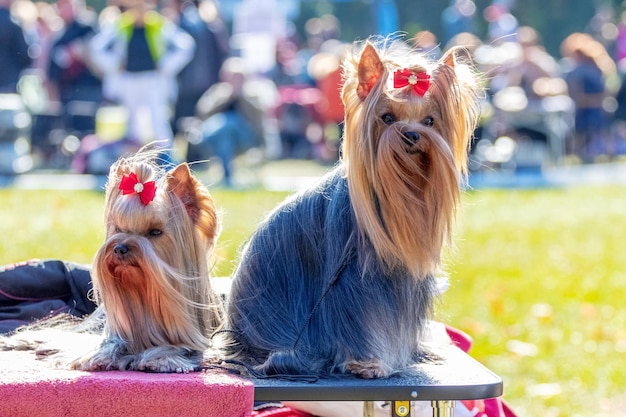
[220,38,482,378]
[1,151,222,373]
[75,153,222,372]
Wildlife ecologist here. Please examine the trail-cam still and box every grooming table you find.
[0,345,500,417]
[0,350,254,417]
[0,276,501,417]
[252,344,503,417]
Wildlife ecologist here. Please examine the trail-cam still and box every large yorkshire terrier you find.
[1,152,222,373]
[222,39,482,378]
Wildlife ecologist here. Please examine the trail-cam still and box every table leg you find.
[364,401,375,417]
[392,400,411,416]
[431,400,455,417]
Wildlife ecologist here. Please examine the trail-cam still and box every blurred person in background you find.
[163,0,229,139]
[441,0,477,45]
[306,39,347,161]
[189,57,265,187]
[561,32,616,162]
[488,26,571,168]
[412,30,441,59]
[504,26,564,101]
[267,15,339,90]
[30,2,63,81]
[611,58,626,156]
[483,0,518,44]
[46,0,102,134]
[89,0,194,154]
[7,0,49,79]
[0,0,31,93]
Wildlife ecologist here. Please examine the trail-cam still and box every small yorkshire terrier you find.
[1,151,222,373]
[74,153,222,372]
[221,38,482,378]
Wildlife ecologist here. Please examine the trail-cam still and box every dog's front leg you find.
[70,337,132,371]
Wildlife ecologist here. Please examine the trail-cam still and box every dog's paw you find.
[346,359,393,379]
[70,355,109,371]
[69,340,129,371]
[133,347,200,373]
[134,355,197,373]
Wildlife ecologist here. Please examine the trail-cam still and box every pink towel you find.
[0,350,254,417]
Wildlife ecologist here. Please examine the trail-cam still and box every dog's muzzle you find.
[114,243,129,255]
[402,131,420,146]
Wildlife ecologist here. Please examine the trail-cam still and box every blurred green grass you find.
[1,184,625,417]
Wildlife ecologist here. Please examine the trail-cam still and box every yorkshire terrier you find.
[74,153,222,373]
[221,38,482,378]
[1,151,222,373]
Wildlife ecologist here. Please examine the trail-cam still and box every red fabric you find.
[393,69,431,96]
[252,406,313,417]
[315,68,344,124]
[445,325,518,417]
[445,325,474,353]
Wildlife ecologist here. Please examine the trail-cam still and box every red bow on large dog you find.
[393,69,431,96]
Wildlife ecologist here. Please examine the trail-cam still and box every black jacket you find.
[0,8,31,93]
[0,260,96,334]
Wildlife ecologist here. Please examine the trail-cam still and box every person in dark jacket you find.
[165,0,229,136]
[0,0,31,93]
[46,0,102,134]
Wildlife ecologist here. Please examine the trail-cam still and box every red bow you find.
[393,69,430,96]
[119,172,157,206]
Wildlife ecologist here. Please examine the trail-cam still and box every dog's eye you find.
[422,116,434,127]
[381,113,397,125]
[148,229,162,237]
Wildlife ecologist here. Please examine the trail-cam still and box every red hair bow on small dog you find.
[393,69,430,96]
[119,172,157,206]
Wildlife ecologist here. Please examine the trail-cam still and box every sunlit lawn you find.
[1,183,625,417]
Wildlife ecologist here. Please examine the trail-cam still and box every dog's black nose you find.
[114,244,129,255]
[404,131,420,143]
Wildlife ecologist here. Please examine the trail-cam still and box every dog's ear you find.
[166,163,219,242]
[439,45,479,96]
[166,163,203,221]
[113,158,129,176]
[107,157,128,188]
[104,157,130,205]
[441,46,473,69]
[357,42,385,101]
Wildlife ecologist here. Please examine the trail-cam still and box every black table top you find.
[251,345,503,402]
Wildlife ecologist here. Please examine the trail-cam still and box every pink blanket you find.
[0,350,254,417]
